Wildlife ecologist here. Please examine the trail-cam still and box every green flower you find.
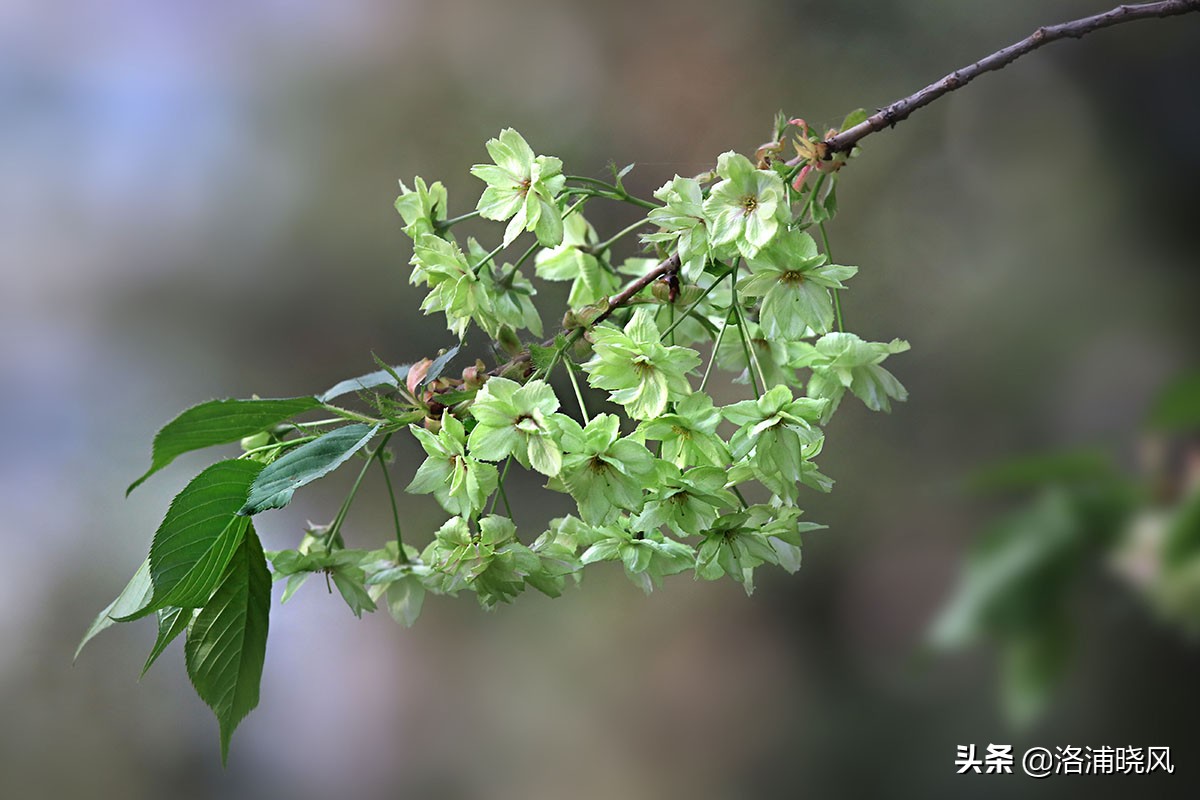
[694,505,824,594]
[422,515,541,608]
[702,151,787,259]
[582,307,701,420]
[405,412,498,518]
[553,414,657,525]
[410,234,542,339]
[409,234,480,337]
[394,176,448,241]
[470,128,566,247]
[525,516,589,598]
[740,229,857,339]
[464,239,543,338]
[631,463,739,538]
[466,377,569,476]
[534,213,620,309]
[723,385,830,503]
[643,175,709,280]
[579,518,695,594]
[636,393,729,468]
[714,318,796,389]
[789,332,910,422]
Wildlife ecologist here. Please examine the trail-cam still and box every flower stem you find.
[435,209,482,230]
[659,265,735,341]
[376,447,409,563]
[325,433,392,553]
[591,218,652,254]
[565,358,590,424]
[817,220,844,332]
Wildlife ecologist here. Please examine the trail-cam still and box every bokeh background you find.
[2,0,1198,797]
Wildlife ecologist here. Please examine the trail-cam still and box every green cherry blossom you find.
[534,212,620,309]
[470,128,567,247]
[582,307,701,420]
[631,463,739,538]
[405,412,498,518]
[740,229,858,339]
[702,151,787,259]
[553,414,657,525]
[394,176,448,241]
[643,175,709,280]
[466,377,569,477]
[636,392,729,468]
[723,385,830,503]
[788,332,910,422]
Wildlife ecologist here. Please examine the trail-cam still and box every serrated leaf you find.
[128,397,321,494]
[185,524,271,765]
[239,424,380,515]
[75,558,152,661]
[319,365,411,403]
[119,460,264,621]
[141,607,190,677]
[528,341,560,373]
[420,345,461,388]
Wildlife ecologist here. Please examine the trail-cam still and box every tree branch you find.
[800,0,1200,159]
[476,1,1198,385]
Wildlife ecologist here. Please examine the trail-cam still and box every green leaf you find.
[840,107,869,131]
[420,345,462,387]
[128,397,321,494]
[319,365,412,403]
[141,607,190,677]
[119,460,264,621]
[969,449,1117,493]
[185,524,271,765]
[75,558,152,661]
[529,340,562,373]
[240,424,380,515]
[1147,372,1200,432]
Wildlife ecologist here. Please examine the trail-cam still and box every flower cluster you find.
[100,119,913,757]
[378,127,910,609]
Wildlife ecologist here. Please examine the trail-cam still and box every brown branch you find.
[480,252,680,381]
[593,252,680,327]
[793,0,1200,160]
[477,2,1198,384]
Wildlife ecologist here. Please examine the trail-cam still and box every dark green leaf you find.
[128,397,321,494]
[969,449,1116,493]
[75,558,152,661]
[420,345,461,388]
[319,365,412,403]
[1147,372,1200,432]
[1163,491,1200,569]
[141,607,190,677]
[239,424,379,515]
[120,460,264,621]
[185,524,271,765]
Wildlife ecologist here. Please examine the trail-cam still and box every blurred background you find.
[2,0,1198,797]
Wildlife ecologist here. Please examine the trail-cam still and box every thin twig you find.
[794,0,1200,159]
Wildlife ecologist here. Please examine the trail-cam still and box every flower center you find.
[740,195,759,215]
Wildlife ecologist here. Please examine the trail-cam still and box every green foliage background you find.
[3,0,1199,797]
